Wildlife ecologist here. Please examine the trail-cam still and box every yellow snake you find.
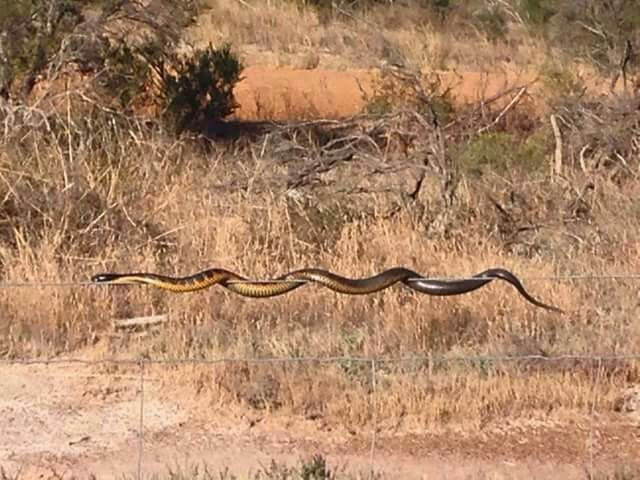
[91,267,563,313]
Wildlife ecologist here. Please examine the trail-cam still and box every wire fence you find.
[0,271,640,289]
[3,352,640,479]
[2,273,640,478]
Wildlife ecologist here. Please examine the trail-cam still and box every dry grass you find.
[189,0,549,72]
[1,85,639,434]
[0,1,639,443]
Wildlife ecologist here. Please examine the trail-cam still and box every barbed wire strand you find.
[3,353,638,478]
[2,353,640,367]
[0,281,95,288]
[0,273,639,289]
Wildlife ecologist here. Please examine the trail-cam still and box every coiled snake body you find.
[91,267,563,313]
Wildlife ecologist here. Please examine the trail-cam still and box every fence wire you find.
[0,272,639,289]
[2,352,639,479]
[2,271,639,478]
[3,353,640,367]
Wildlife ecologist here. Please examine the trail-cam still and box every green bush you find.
[0,0,243,135]
[0,0,85,95]
[299,455,335,480]
[517,0,556,26]
[288,0,421,24]
[473,5,508,42]
[0,0,200,97]
[101,42,151,110]
[535,0,639,73]
[364,69,455,124]
[456,131,547,177]
[159,43,243,134]
[539,59,586,108]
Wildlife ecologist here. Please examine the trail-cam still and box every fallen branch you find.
[477,86,527,134]
[478,79,537,107]
[579,144,591,173]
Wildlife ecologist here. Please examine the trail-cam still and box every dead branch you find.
[478,80,537,108]
[579,144,591,174]
[477,86,527,134]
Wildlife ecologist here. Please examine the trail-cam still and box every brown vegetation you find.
[1,72,639,431]
[1,0,640,476]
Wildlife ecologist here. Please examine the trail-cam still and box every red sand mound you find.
[233,66,540,121]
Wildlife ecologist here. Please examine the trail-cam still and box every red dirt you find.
[233,67,373,120]
[232,66,542,121]
[233,65,637,121]
[30,64,629,123]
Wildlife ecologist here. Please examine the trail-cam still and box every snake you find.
[91,267,563,313]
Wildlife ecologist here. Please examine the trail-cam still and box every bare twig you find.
[578,21,608,42]
[233,0,257,10]
[137,359,145,480]
[579,144,591,174]
[478,80,537,108]
[477,87,527,134]
[369,359,378,480]
[621,39,632,92]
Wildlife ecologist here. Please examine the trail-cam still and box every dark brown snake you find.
[91,267,563,313]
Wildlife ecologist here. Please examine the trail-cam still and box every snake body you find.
[91,267,563,313]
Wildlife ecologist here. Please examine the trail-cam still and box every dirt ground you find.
[232,66,540,121]
[232,64,622,121]
[2,360,640,479]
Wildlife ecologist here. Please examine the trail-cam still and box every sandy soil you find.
[31,62,627,123]
[232,66,541,121]
[2,361,640,479]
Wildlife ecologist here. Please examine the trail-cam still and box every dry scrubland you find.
[1,0,640,475]
[2,105,639,428]
[193,0,547,70]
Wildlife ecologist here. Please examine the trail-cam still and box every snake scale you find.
[91,267,563,313]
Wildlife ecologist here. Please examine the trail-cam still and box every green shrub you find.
[472,5,508,42]
[539,59,586,108]
[364,69,455,124]
[255,455,337,480]
[517,0,556,26]
[159,43,243,134]
[0,1,198,92]
[287,0,420,24]
[427,0,451,7]
[456,131,547,177]
[299,455,335,480]
[0,0,242,135]
[101,42,151,110]
[543,0,640,73]
[0,0,85,95]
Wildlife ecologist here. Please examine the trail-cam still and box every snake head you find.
[91,273,125,284]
